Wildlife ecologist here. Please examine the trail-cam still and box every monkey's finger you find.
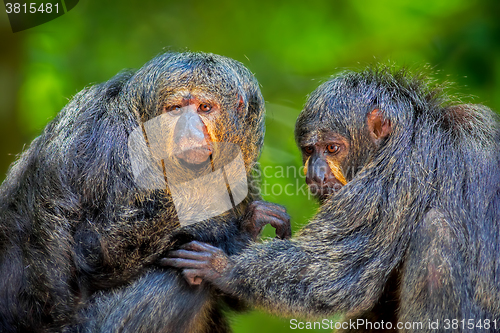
[254,205,290,224]
[250,201,288,217]
[180,241,221,254]
[269,209,291,224]
[254,215,291,235]
[251,200,287,213]
[261,201,287,213]
[276,223,292,240]
[159,257,207,269]
[270,218,292,240]
[183,269,203,286]
[167,249,213,261]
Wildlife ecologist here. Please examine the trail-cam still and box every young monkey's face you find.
[298,108,392,202]
[299,130,350,202]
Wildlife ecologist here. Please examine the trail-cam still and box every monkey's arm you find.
[165,209,408,318]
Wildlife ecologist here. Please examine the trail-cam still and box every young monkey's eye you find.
[304,146,314,155]
[327,144,340,154]
[199,103,212,112]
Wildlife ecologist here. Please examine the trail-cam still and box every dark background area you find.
[1,0,499,331]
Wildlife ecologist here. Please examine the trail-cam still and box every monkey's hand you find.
[161,241,233,288]
[241,200,291,241]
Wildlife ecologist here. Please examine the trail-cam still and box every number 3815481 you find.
[5,3,59,14]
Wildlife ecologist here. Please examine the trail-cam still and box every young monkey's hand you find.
[161,241,232,287]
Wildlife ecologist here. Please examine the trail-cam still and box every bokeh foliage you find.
[1,0,499,331]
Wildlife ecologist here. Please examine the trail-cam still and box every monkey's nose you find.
[306,158,330,185]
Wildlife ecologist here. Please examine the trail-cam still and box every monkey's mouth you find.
[175,146,213,165]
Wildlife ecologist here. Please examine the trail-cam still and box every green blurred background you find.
[1,0,499,331]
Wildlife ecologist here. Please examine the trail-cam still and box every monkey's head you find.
[295,66,442,202]
[126,52,265,175]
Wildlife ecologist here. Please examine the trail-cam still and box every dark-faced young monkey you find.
[0,52,290,333]
[166,65,500,332]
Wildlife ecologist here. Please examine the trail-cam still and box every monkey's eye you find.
[199,103,212,113]
[327,144,340,154]
[165,105,182,114]
[303,146,314,155]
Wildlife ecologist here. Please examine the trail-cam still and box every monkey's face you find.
[162,88,222,166]
[130,52,265,178]
[296,107,392,203]
[299,130,350,202]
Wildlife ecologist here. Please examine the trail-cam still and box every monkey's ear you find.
[236,95,245,113]
[367,109,392,143]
